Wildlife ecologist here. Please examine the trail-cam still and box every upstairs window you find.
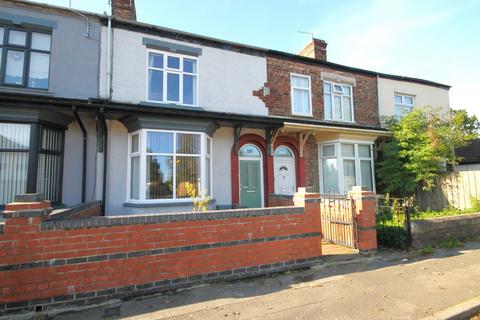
[0,26,52,90]
[324,82,353,122]
[395,94,414,118]
[290,74,312,116]
[147,51,198,106]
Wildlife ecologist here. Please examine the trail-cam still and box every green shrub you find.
[470,197,480,211]
[376,226,409,250]
[418,246,435,256]
[415,207,478,220]
[437,237,462,248]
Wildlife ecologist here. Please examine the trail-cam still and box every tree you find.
[376,107,479,196]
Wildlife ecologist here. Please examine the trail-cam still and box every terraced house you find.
[0,0,450,215]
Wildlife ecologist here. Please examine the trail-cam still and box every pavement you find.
[50,241,480,320]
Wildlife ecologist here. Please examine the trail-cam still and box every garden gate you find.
[320,194,358,249]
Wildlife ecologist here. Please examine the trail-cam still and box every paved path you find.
[57,242,480,320]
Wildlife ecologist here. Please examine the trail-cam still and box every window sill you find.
[140,101,203,111]
[0,86,54,96]
[123,199,216,208]
[323,119,356,124]
[292,113,314,118]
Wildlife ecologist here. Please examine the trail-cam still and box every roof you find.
[3,0,451,89]
[456,139,480,165]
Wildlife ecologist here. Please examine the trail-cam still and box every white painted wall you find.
[100,27,268,116]
[378,77,450,119]
[62,115,98,206]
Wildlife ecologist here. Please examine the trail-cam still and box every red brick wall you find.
[268,194,294,207]
[305,135,320,192]
[0,203,322,313]
[255,55,378,127]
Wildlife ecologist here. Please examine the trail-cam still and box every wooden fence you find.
[416,164,480,210]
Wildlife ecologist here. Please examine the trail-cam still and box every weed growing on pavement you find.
[418,246,435,255]
[437,237,462,249]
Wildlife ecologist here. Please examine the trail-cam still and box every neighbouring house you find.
[0,0,451,215]
[377,75,450,121]
[0,0,102,208]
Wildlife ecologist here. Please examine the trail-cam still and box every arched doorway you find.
[239,144,264,208]
[273,146,296,195]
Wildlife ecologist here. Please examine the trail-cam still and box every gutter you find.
[283,122,392,136]
[72,108,87,203]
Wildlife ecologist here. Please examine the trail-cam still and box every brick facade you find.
[255,55,378,127]
[305,136,320,192]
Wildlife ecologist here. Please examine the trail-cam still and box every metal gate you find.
[320,194,358,249]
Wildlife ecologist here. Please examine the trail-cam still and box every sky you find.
[30,0,480,118]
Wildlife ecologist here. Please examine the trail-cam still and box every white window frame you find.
[290,73,313,117]
[146,49,199,106]
[323,81,355,122]
[394,93,414,117]
[126,129,212,203]
[318,140,375,195]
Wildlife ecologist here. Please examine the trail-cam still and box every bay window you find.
[128,129,211,202]
[323,82,353,122]
[147,51,198,106]
[0,26,52,89]
[319,142,374,194]
[291,74,312,116]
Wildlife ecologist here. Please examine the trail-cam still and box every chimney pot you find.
[111,0,137,21]
[298,38,328,61]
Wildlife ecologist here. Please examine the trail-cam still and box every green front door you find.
[240,160,262,208]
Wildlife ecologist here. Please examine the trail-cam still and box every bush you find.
[418,246,435,256]
[376,226,409,250]
[437,237,462,248]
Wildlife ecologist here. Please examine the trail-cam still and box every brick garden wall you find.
[0,193,322,315]
[254,55,379,127]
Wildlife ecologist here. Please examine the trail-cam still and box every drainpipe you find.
[376,75,381,128]
[106,16,113,99]
[99,111,108,215]
[73,108,87,203]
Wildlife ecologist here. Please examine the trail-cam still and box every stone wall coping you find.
[3,209,51,219]
[14,193,44,203]
[269,194,294,199]
[41,206,304,230]
[412,213,480,224]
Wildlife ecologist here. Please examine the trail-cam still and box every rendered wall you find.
[99,27,268,116]
[0,3,101,99]
[378,77,450,119]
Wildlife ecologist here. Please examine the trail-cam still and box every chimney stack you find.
[111,0,137,21]
[298,38,327,61]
